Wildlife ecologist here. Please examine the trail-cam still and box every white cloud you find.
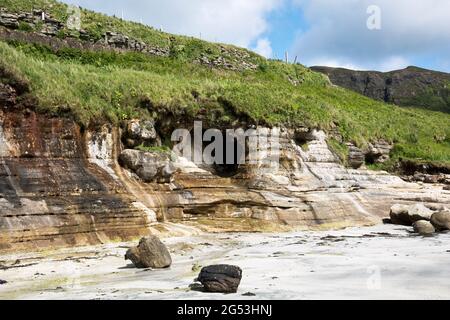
[306,58,363,71]
[253,38,273,58]
[63,0,282,48]
[378,56,409,72]
[291,0,450,71]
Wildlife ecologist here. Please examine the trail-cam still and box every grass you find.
[135,144,171,154]
[0,0,450,166]
[0,0,264,67]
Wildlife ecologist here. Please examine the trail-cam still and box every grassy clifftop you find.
[1,0,450,165]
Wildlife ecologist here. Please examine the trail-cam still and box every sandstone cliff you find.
[1,82,449,253]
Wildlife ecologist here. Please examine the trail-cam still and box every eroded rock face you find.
[197,265,242,293]
[347,143,365,169]
[0,109,152,253]
[346,140,393,169]
[125,236,172,268]
[1,80,450,253]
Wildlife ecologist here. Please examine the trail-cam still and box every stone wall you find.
[0,7,258,71]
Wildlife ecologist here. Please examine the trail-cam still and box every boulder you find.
[389,204,410,225]
[119,149,142,169]
[125,236,172,269]
[136,166,158,182]
[413,221,435,235]
[389,203,433,226]
[0,279,7,285]
[408,203,433,222]
[119,149,175,183]
[197,265,242,293]
[430,210,450,231]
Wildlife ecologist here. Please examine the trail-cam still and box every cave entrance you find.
[365,152,377,165]
[294,129,315,149]
[198,129,246,178]
[213,134,242,177]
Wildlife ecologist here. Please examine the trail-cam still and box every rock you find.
[0,279,7,285]
[389,203,433,226]
[124,246,144,268]
[125,236,172,269]
[408,203,433,222]
[0,13,19,28]
[105,31,129,48]
[119,149,174,183]
[347,143,365,169]
[430,210,450,231]
[197,265,242,293]
[366,140,393,164]
[413,220,435,235]
[0,83,17,106]
[389,204,411,225]
[123,119,157,148]
[424,175,439,184]
[242,292,256,296]
[136,166,158,182]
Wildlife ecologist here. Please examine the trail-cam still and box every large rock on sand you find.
[125,236,172,268]
[197,265,242,293]
[430,210,450,231]
[390,203,433,226]
[413,221,435,235]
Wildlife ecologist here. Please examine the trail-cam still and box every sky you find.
[61,0,450,72]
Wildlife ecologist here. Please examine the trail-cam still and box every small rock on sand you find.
[0,279,7,285]
[431,210,450,231]
[197,264,242,293]
[413,221,435,235]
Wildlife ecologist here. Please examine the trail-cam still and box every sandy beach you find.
[1,224,449,300]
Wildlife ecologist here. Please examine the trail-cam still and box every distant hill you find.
[311,66,450,113]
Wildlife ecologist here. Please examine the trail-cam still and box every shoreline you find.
[1,224,449,300]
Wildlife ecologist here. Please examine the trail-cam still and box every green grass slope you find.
[1,0,450,166]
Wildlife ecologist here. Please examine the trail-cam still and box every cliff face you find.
[0,4,449,254]
[0,110,154,252]
[311,66,450,113]
[1,81,449,253]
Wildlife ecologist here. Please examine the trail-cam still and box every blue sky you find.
[61,0,450,72]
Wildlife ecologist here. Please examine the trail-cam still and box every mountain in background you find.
[311,66,450,113]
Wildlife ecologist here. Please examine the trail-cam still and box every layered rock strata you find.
[1,94,450,254]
